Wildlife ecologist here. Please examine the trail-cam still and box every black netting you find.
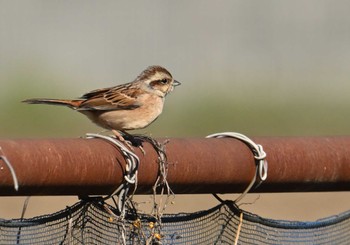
[0,200,349,244]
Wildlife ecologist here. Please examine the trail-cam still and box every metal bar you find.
[0,137,349,196]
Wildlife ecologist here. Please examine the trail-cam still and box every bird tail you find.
[22,98,82,109]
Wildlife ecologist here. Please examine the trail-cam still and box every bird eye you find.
[160,79,168,84]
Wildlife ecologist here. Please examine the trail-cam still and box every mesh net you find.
[0,200,349,244]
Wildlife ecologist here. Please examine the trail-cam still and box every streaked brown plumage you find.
[23,66,180,133]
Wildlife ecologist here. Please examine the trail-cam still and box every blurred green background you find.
[0,1,349,220]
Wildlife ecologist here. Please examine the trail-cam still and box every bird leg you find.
[111,129,133,150]
[112,130,145,154]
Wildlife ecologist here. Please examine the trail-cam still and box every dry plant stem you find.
[234,212,244,245]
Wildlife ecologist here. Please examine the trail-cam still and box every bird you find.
[22,65,180,145]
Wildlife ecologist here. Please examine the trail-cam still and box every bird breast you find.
[80,94,165,131]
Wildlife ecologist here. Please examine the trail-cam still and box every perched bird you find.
[23,65,180,143]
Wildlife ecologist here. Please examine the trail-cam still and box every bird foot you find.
[112,130,145,155]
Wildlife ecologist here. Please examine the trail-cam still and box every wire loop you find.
[0,147,19,191]
[85,133,139,217]
[206,132,268,203]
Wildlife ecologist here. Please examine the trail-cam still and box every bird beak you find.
[173,80,181,87]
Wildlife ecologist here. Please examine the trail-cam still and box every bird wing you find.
[77,83,142,111]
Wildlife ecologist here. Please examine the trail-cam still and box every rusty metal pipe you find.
[0,137,349,196]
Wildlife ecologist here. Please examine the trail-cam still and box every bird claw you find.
[138,145,146,155]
